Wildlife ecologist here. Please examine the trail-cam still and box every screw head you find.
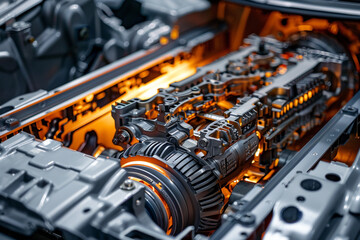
[4,118,19,127]
[238,213,256,226]
[121,179,135,190]
[113,130,130,145]
[199,138,208,148]
[232,200,248,211]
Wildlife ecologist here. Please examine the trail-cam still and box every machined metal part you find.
[111,35,352,236]
[214,90,360,240]
[229,0,360,20]
[0,1,360,239]
[0,22,226,140]
[0,0,213,103]
[0,132,172,240]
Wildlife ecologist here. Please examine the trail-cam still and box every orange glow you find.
[278,65,287,75]
[244,177,258,183]
[255,147,261,157]
[256,130,261,139]
[122,159,170,179]
[263,169,275,181]
[160,37,169,45]
[122,156,175,234]
[221,187,232,206]
[85,94,94,102]
[274,158,279,167]
[299,96,304,104]
[218,101,234,109]
[121,62,197,100]
[129,176,173,234]
[294,99,299,107]
[304,93,308,102]
[171,25,179,40]
[93,146,105,158]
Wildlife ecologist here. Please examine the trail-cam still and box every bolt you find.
[113,130,130,145]
[121,179,135,191]
[238,213,256,226]
[4,118,19,127]
[8,21,30,32]
[232,200,248,211]
[199,138,209,148]
[118,131,130,143]
[233,200,247,206]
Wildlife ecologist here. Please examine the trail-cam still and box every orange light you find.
[139,70,150,79]
[121,61,197,100]
[218,100,234,109]
[122,158,171,179]
[93,146,105,158]
[278,65,287,75]
[308,91,312,99]
[294,99,298,107]
[304,93,308,102]
[255,147,261,157]
[160,37,169,45]
[244,177,258,183]
[170,25,179,40]
[299,96,304,104]
[122,156,174,234]
[290,102,293,109]
[129,176,173,234]
[85,94,94,102]
[274,158,279,167]
[265,72,272,78]
[256,130,261,139]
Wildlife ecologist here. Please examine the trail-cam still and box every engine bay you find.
[0,1,359,240]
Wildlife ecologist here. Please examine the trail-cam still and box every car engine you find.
[0,0,359,240]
